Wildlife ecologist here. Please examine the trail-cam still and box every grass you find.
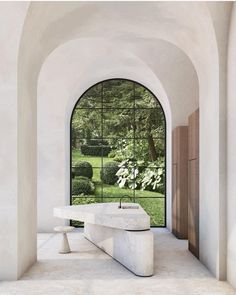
[72,150,110,182]
[71,149,165,227]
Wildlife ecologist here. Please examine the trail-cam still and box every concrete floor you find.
[0,228,235,295]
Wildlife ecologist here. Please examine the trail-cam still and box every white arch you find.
[37,39,173,232]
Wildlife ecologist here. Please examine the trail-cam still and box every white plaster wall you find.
[207,2,232,280]
[0,2,29,280]
[227,2,236,288]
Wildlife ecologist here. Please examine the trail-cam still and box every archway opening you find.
[70,79,166,227]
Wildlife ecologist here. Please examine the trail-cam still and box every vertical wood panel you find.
[172,163,177,236]
[172,126,188,239]
[188,109,199,160]
[188,109,199,258]
[188,159,199,258]
[172,129,178,164]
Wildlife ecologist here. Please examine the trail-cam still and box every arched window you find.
[70,79,166,227]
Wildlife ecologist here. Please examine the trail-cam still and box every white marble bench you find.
[54,203,154,276]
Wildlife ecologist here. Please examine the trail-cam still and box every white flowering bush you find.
[116,159,165,193]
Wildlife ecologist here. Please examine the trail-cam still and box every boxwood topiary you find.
[100,161,119,185]
[72,177,95,195]
[74,161,93,179]
[81,145,111,157]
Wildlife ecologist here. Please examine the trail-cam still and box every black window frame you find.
[70,78,167,228]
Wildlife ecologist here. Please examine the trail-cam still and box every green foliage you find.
[71,80,166,227]
[72,195,98,204]
[140,163,165,193]
[116,159,165,193]
[100,161,119,185]
[108,149,117,158]
[71,195,99,227]
[110,139,150,162]
[74,161,93,179]
[116,159,139,189]
[72,177,95,195]
[87,139,109,146]
[81,145,111,157]
[109,139,134,162]
[71,80,165,161]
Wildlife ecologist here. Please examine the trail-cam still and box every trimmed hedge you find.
[81,145,111,157]
[100,161,119,185]
[74,161,93,179]
[72,177,95,195]
[87,139,109,146]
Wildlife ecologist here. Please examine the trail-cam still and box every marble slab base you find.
[84,223,154,277]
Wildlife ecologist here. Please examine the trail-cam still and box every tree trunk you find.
[148,134,158,161]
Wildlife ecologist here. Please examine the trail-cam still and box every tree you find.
[71,80,165,161]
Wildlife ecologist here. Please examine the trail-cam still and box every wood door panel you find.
[172,126,188,239]
[188,159,199,258]
[188,109,199,160]
[172,163,177,235]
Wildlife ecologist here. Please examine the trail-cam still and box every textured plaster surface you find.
[0,229,235,295]
[21,1,226,278]
[227,2,236,289]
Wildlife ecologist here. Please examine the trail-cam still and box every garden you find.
[71,80,166,226]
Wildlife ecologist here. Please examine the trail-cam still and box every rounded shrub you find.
[74,161,93,179]
[72,177,95,195]
[100,161,119,185]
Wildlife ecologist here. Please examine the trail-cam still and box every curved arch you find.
[37,40,174,231]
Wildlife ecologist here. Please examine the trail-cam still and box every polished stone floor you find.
[0,229,235,295]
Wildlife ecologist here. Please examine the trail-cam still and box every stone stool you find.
[54,226,74,254]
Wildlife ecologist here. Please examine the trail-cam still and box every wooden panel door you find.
[188,159,199,258]
[188,109,199,258]
[172,126,188,239]
[172,163,177,236]
[188,109,199,161]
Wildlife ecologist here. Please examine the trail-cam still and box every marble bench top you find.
[54,203,150,231]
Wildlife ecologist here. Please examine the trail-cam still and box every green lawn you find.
[72,150,111,182]
[72,149,165,227]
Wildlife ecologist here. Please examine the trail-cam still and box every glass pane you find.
[92,167,102,183]
[135,85,159,108]
[102,194,135,205]
[76,84,102,108]
[106,139,135,162]
[71,196,98,205]
[103,108,134,138]
[72,109,102,139]
[134,165,165,196]
[94,180,103,198]
[136,161,165,198]
[71,196,100,227]
[134,108,165,139]
[137,198,165,226]
[72,150,102,169]
[70,80,166,228]
[134,138,165,162]
[134,186,165,198]
[103,80,134,108]
[115,160,137,192]
[71,147,84,166]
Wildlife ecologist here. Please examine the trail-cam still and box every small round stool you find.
[54,226,74,254]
